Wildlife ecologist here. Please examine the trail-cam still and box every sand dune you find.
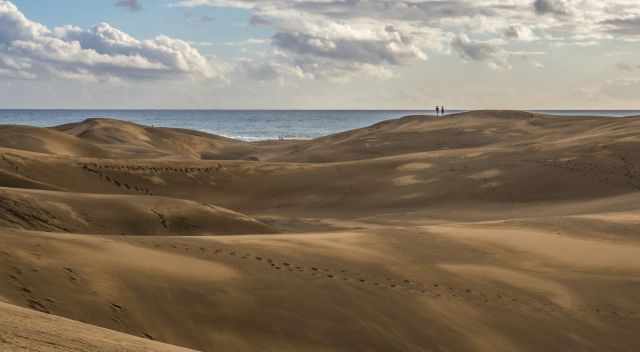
[0,187,274,236]
[1,111,640,351]
[0,125,110,158]
[0,301,197,352]
[55,118,258,160]
[0,119,258,160]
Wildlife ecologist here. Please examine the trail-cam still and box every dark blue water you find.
[0,110,637,141]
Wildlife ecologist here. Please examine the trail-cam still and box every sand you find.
[0,301,198,351]
[0,110,639,351]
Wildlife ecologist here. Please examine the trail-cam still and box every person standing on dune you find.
[436,106,440,117]
[441,106,446,116]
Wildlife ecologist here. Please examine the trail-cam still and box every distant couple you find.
[435,106,446,116]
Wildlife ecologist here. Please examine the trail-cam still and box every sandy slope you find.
[0,301,197,351]
[0,125,111,158]
[0,187,274,235]
[55,118,257,160]
[1,111,640,351]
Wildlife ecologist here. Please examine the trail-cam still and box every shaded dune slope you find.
[0,187,274,236]
[54,118,258,160]
[0,168,62,192]
[0,125,110,158]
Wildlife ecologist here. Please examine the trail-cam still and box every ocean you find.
[0,110,638,141]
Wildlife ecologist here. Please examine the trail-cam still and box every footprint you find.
[27,299,49,314]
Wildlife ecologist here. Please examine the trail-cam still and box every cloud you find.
[451,35,510,70]
[602,16,640,37]
[600,78,640,101]
[616,62,639,72]
[0,1,224,82]
[171,0,640,81]
[114,0,142,12]
[6,0,640,86]
[272,30,427,66]
[174,0,455,79]
[0,0,47,44]
[533,0,572,16]
[239,58,308,82]
[503,25,537,41]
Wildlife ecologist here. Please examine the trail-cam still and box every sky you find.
[0,0,638,109]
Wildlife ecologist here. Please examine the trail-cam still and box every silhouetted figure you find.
[441,106,445,115]
[436,106,440,117]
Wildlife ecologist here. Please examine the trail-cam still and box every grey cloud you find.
[503,25,536,41]
[504,26,521,39]
[184,11,215,24]
[602,16,640,36]
[249,15,272,26]
[616,62,639,72]
[451,35,509,69]
[533,0,571,16]
[114,0,142,12]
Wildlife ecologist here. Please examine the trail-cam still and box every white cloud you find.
[172,0,640,81]
[0,0,47,44]
[0,0,224,82]
[239,58,309,83]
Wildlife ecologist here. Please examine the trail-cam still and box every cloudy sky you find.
[0,0,638,109]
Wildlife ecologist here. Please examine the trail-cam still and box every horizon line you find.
[1,108,639,112]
